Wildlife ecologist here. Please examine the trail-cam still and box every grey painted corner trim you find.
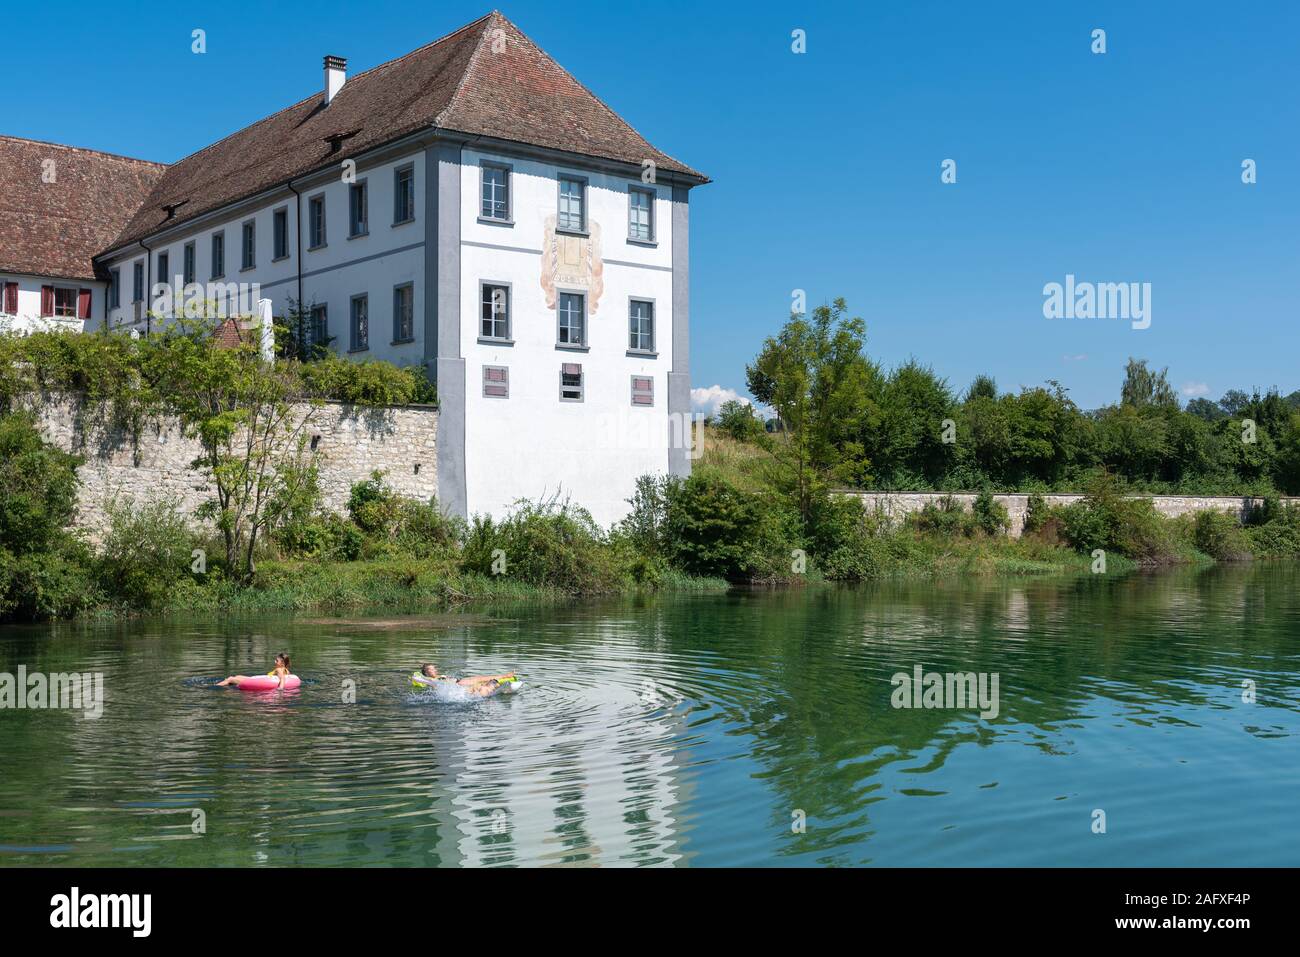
[435,356,468,519]
[667,372,692,478]
[670,185,689,377]
[428,140,466,519]
[668,185,691,478]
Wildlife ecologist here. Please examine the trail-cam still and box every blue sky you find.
[8,1,1296,412]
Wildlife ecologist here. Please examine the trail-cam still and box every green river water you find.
[0,563,1296,866]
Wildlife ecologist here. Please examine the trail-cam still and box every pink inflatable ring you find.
[238,675,301,692]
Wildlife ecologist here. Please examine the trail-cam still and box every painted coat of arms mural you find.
[540,215,604,314]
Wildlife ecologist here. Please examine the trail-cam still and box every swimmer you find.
[418,663,516,698]
[218,653,292,689]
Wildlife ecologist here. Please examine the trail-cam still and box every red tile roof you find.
[0,136,165,281]
[107,11,705,254]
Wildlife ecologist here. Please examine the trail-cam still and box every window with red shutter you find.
[77,289,91,320]
[2,282,17,315]
[40,285,54,317]
[560,363,583,402]
[482,365,509,398]
[631,376,654,407]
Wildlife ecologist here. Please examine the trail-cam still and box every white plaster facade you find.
[0,272,98,334]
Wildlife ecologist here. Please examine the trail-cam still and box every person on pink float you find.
[218,652,293,689]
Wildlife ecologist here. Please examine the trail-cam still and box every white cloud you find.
[1062,353,1088,362]
[692,384,758,418]
[1181,381,1210,397]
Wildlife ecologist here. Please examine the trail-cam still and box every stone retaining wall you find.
[29,395,438,531]
[838,490,1293,537]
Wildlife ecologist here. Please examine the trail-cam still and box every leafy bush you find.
[347,471,401,536]
[393,498,464,559]
[973,489,1009,536]
[1023,493,1050,534]
[713,400,768,444]
[1190,511,1251,561]
[96,494,198,608]
[1245,501,1300,558]
[911,495,975,537]
[0,549,100,621]
[461,499,622,593]
[1058,474,1173,561]
[0,412,82,555]
[661,473,791,580]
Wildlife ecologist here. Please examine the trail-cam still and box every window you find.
[53,287,78,318]
[109,268,121,309]
[629,299,655,353]
[480,283,510,340]
[349,181,368,237]
[560,363,584,402]
[211,231,225,278]
[183,241,196,285]
[350,294,369,351]
[241,220,256,269]
[132,261,144,303]
[558,176,586,232]
[393,284,414,343]
[483,365,509,398]
[308,196,326,249]
[309,304,329,349]
[558,292,585,347]
[2,281,17,315]
[631,376,655,407]
[628,186,655,242]
[480,163,511,222]
[273,208,289,260]
[394,165,415,224]
[157,251,169,285]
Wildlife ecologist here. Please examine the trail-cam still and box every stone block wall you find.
[839,490,1293,537]
[29,395,438,530]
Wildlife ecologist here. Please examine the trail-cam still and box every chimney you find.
[324,55,347,106]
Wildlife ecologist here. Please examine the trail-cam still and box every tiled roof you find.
[108,11,705,253]
[0,136,165,281]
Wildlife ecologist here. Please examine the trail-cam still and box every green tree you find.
[143,317,321,581]
[747,298,881,523]
[1120,358,1178,410]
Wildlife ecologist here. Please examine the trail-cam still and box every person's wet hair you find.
[276,652,291,671]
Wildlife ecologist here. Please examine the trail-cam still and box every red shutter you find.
[632,376,654,406]
[77,288,92,320]
[2,282,17,314]
[40,285,53,317]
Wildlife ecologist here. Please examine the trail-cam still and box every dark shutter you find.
[77,288,92,320]
[3,282,17,314]
[40,285,53,316]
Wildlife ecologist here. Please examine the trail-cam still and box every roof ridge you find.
[445,12,701,178]
[0,134,165,168]
[433,11,503,128]
[345,11,493,86]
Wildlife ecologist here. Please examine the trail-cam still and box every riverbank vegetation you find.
[744,298,1300,498]
[1,316,1298,622]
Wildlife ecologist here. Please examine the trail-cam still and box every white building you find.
[4,11,708,527]
[0,137,164,336]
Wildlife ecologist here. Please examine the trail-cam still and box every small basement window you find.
[631,375,654,407]
[483,365,509,398]
[560,363,583,402]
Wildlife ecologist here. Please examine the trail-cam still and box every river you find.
[1,563,1297,866]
